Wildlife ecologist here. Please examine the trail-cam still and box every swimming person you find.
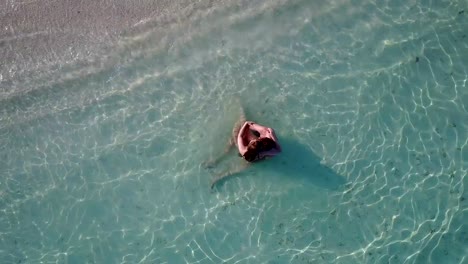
[237,121,281,162]
[205,105,281,188]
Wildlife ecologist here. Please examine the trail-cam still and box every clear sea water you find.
[1,0,467,263]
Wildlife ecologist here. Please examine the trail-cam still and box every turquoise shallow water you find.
[1,0,467,263]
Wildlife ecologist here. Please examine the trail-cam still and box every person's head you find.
[243,140,260,162]
[257,137,276,152]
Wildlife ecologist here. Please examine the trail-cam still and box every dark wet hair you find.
[242,137,276,162]
[257,137,275,152]
[243,140,260,162]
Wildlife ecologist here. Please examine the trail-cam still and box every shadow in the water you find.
[261,137,346,190]
[211,137,346,190]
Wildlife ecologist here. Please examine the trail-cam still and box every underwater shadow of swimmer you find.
[212,137,346,190]
[260,137,346,190]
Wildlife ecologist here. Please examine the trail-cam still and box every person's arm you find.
[267,127,281,152]
[249,122,281,152]
[247,122,270,138]
[237,122,250,155]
